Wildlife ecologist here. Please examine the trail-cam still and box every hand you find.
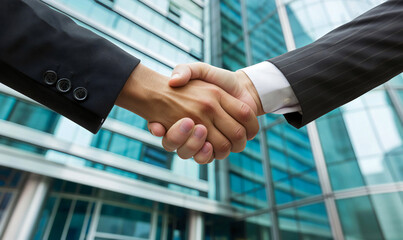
[170,63,264,116]
[148,63,264,162]
[115,64,259,162]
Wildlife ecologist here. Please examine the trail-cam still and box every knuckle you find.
[239,103,252,122]
[200,100,215,113]
[233,126,246,141]
[217,140,231,155]
[199,62,209,68]
[209,86,221,95]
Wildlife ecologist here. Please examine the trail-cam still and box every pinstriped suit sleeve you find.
[269,0,403,128]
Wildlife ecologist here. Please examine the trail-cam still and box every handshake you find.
[116,62,265,165]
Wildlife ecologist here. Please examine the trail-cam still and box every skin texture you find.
[148,62,264,164]
[115,63,259,164]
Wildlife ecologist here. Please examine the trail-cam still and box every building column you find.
[2,173,50,240]
[187,210,204,240]
[274,0,345,239]
[259,120,280,240]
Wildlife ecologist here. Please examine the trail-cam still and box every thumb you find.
[169,64,192,87]
[170,63,237,95]
[147,122,166,137]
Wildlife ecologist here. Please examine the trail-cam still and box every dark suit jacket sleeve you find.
[269,0,403,128]
[0,0,140,133]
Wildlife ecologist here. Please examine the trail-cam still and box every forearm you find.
[270,0,403,128]
[0,0,139,133]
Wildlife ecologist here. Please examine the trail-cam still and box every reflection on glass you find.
[336,196,384,240]
[266,121,321,204]
[279,202,332,240]
[97,204,151,238]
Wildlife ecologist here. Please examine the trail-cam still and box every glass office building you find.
[0,0,402,239]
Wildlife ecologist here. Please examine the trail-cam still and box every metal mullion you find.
[0,193,16,236]
[238,193,325,220]
[276,194,324,211]
[0,170,22,237]
[94,232,147,240]
[99,199,153,214]
[51,192,154,214]
[149,202,159,240]
[60,199,76,240]
[238,0,281,236]
[42,197,61,240]
[384,84,403,125]
[161,205,169,240]
[79,201,94,240]
[334,182,403,200]
[258,118,280,240]
[307,123,344,240]
[274,0,345,239]
[87,200,102,240]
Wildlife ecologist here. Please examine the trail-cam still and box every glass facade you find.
[214,0,403,239]
[0,0,402,239]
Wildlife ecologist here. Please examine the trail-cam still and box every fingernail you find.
[194,127,205,139]
[149,128,154,135]
[201,144,210,154]
[180,120,193,133]
[171,73,181,80]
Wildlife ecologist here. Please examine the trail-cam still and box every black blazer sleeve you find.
[0,0,140,133]
[269,0,403,128]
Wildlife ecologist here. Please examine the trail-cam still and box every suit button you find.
[43,70,57,85]
[73,87,88,101]
[56,78,71,92]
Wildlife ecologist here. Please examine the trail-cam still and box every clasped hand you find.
[116,63,263,164]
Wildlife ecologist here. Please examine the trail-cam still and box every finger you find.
[177,125,207,159]
[220,93,260,140]
[205,122,232,160]
[213,107,247,153]
[170,64,192,87]
[194,142,214,164]
[162,118,194,152]
[148,122,166,137]
[169,63,237,94]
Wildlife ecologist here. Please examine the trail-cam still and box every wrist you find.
[235,70,265,116]
[116,64,169,119]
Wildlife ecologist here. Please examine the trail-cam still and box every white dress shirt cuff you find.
[240,61,301,114]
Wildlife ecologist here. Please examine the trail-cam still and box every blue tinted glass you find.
[97,204,151,238]
[33,196,57,240]
[0,94,15,120]
[142,146,171,168]
[49,199,72,239]
[66,200,89,239]
[327,160,365,190]
[337,196,383,240]
[6,101,59,133]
